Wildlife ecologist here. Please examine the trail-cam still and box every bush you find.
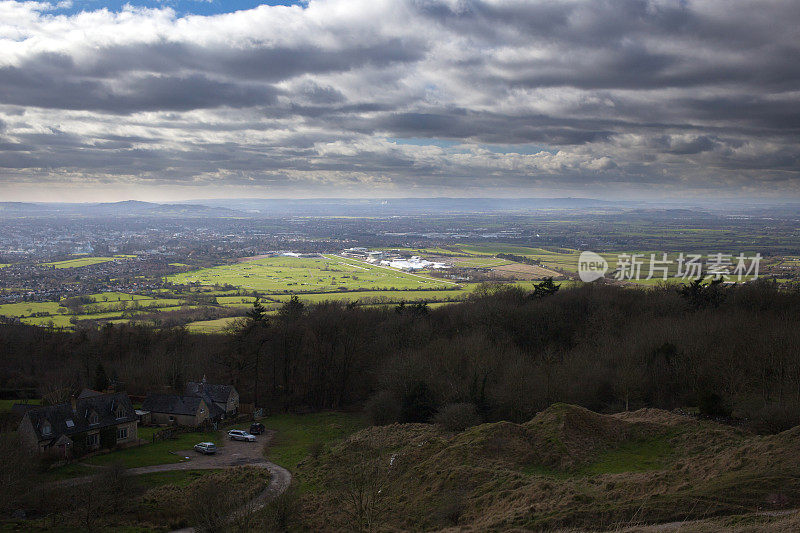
[256,486,300,532]
[746,403,800,434]
[399,381,437,423]
[698,390,732,419]
[433,403,482,432]
[187,477,237,532]
[365,391,400,426]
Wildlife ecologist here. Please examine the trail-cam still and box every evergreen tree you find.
[279,295,305,321]
[530,277,560,299]
[246,298,268,324]
[93,362,109,391]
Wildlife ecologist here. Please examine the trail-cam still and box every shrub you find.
[187,477,237,532]
[256,486,300,532]
[698,390,732,419]
[433,403,482,432]
[399,381,437,423]
[365,391,400,426]
[746,403,800,434]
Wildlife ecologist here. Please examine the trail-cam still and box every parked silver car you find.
[194,442,217,454]
[228,429,256,442]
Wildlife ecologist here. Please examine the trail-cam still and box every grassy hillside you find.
[292,404,800,531]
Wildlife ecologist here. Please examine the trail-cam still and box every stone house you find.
[141,393,211,427]
[185,378,239,419]
[17,392,138,457]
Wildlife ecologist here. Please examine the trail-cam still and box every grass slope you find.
[295,404,800,531]
[249,412,366,472]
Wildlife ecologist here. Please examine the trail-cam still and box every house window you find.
[86,433,99,447]
[116,427,128,440]
[41,421,52,436]
[65,419,75,428]
[116,408,125,419]
[88,410,99,424]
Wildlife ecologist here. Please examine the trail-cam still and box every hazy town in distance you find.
[2,1,800,532]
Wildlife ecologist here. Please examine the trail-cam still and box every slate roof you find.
[78,388,103,399]
[11,403,38,417]
[21,392,136,443]
[185,381,236,405]
[141,393,205,416]
[205,400,224,420]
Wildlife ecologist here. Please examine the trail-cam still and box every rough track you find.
[52,430,292,532]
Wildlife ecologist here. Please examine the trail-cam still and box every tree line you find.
[2,279,800,433]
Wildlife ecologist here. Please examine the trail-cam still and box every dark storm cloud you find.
[417,0,800,89]
[368,111,614,145]
[0,0,798,196]
[0,66,280,112]
[78,39,426,81]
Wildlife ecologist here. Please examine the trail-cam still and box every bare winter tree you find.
[188,477,238,532]
[340,450,394,532]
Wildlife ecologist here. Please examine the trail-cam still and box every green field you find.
[1,292,197,330]
[266,288,465,303]
[3,249,584,332]
[186,317,243,333]
[86,292,151,301]
[16,243,768,333]
[20,315,74,328]
[0,398,41,412]
[253,412,366,471]
[452,243,771,281]
[376,246,471,256]
[0,301,64,317]
[452,257,514,268]
[42,256,133,268]
[85,429,223,468]
[168,254,456,292]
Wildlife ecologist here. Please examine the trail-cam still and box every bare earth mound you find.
[294,404,800,531]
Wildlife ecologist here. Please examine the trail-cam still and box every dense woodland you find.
[3,279,800,433]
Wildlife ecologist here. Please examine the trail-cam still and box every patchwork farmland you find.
[167,254,456,292]
[1,246,587,333]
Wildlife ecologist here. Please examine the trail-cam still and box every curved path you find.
[53,431,292,531]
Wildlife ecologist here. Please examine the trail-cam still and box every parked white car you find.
[228,429,256,442]
[194,442,217,454]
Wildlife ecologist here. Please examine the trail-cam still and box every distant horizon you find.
[4,196,800,208]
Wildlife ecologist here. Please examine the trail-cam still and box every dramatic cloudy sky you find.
[0,0,798,201]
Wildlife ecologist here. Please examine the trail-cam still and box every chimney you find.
[70,396,77,413]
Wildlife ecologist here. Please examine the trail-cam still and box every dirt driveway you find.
[132,430,272,474]
[55,430,291,501]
